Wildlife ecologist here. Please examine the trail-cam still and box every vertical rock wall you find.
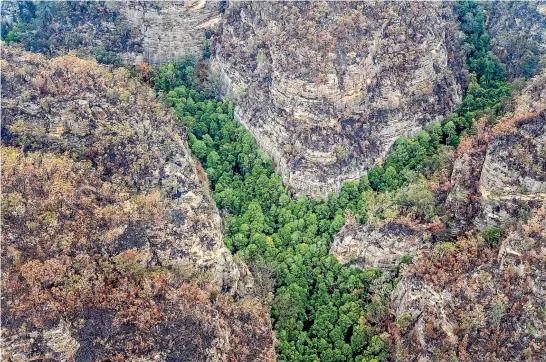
[212,1,465,196]
[0,0,223,65]
[114,0,222,64]
[446,70,546,232]
[1,46,275,362]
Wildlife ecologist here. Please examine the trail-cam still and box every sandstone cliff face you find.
[0,1,222,65]
[212,1,465,196]
[446,70,546,232]
[391,209,546,362]
[1,45,251,296]
[331,221,431,272]
[113,0,222,64]
[1,47,275,361]
[390,71,546,362]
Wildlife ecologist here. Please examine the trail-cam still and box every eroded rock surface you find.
[115,0,222,64]
[212,1,465,196]
[446,70,546,232]
[331,221,432,271]
[1,45,252,295]
[0,1,222,65]
[390,70,546,362]
[0,47,275,361]
[391,209,546,361]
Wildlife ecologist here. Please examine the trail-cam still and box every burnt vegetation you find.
[1,47,274,362]
[1,1,545,361]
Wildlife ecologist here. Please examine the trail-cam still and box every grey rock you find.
[331,221,431,271]
[446,70,546,232]
[114,0,222,64]
[212,1,465,196]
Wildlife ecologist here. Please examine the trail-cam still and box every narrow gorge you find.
[1,1,545,361]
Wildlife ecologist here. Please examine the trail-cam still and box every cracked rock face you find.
[391,72,546,361]
[0,1,222,65]
[114,0,223,64]
[446,70,546,232]
[391,209,546,362]
[1,46,252,296]
[331,222,432,272]
[477,115,546,229]
[212,1,465,196]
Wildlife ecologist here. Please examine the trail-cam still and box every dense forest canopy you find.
[135,2,516,360]
[1,1,543,361]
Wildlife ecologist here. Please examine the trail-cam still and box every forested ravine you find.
[2,1,544,361]
[142,3,517,360]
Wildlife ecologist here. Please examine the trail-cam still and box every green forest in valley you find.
[3,0,540,361]
[138,2,514,360]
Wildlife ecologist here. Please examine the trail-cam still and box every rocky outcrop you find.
[114,0,223,64]
[0,1,222,65]
[1,45,251,296]
[1,283,276,362]
[487,1,546,79]
[1,47,275,361]
[477,115,546,229]
[390,71,546,362]
[391,208,546,361]
[331,221,431,271]
[446,70,546,232]
[212,1,465,196]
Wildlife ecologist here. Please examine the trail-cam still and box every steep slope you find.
[1,46,275,361]
[487,1,546,79]
[5,1,545,198]
[211,1,465,196]
[0,1,222,64]
[0,1,143,64]
[391,211,546,361]
[117,0,222,64]
[445,70,546,233]
[391,70,546,362]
